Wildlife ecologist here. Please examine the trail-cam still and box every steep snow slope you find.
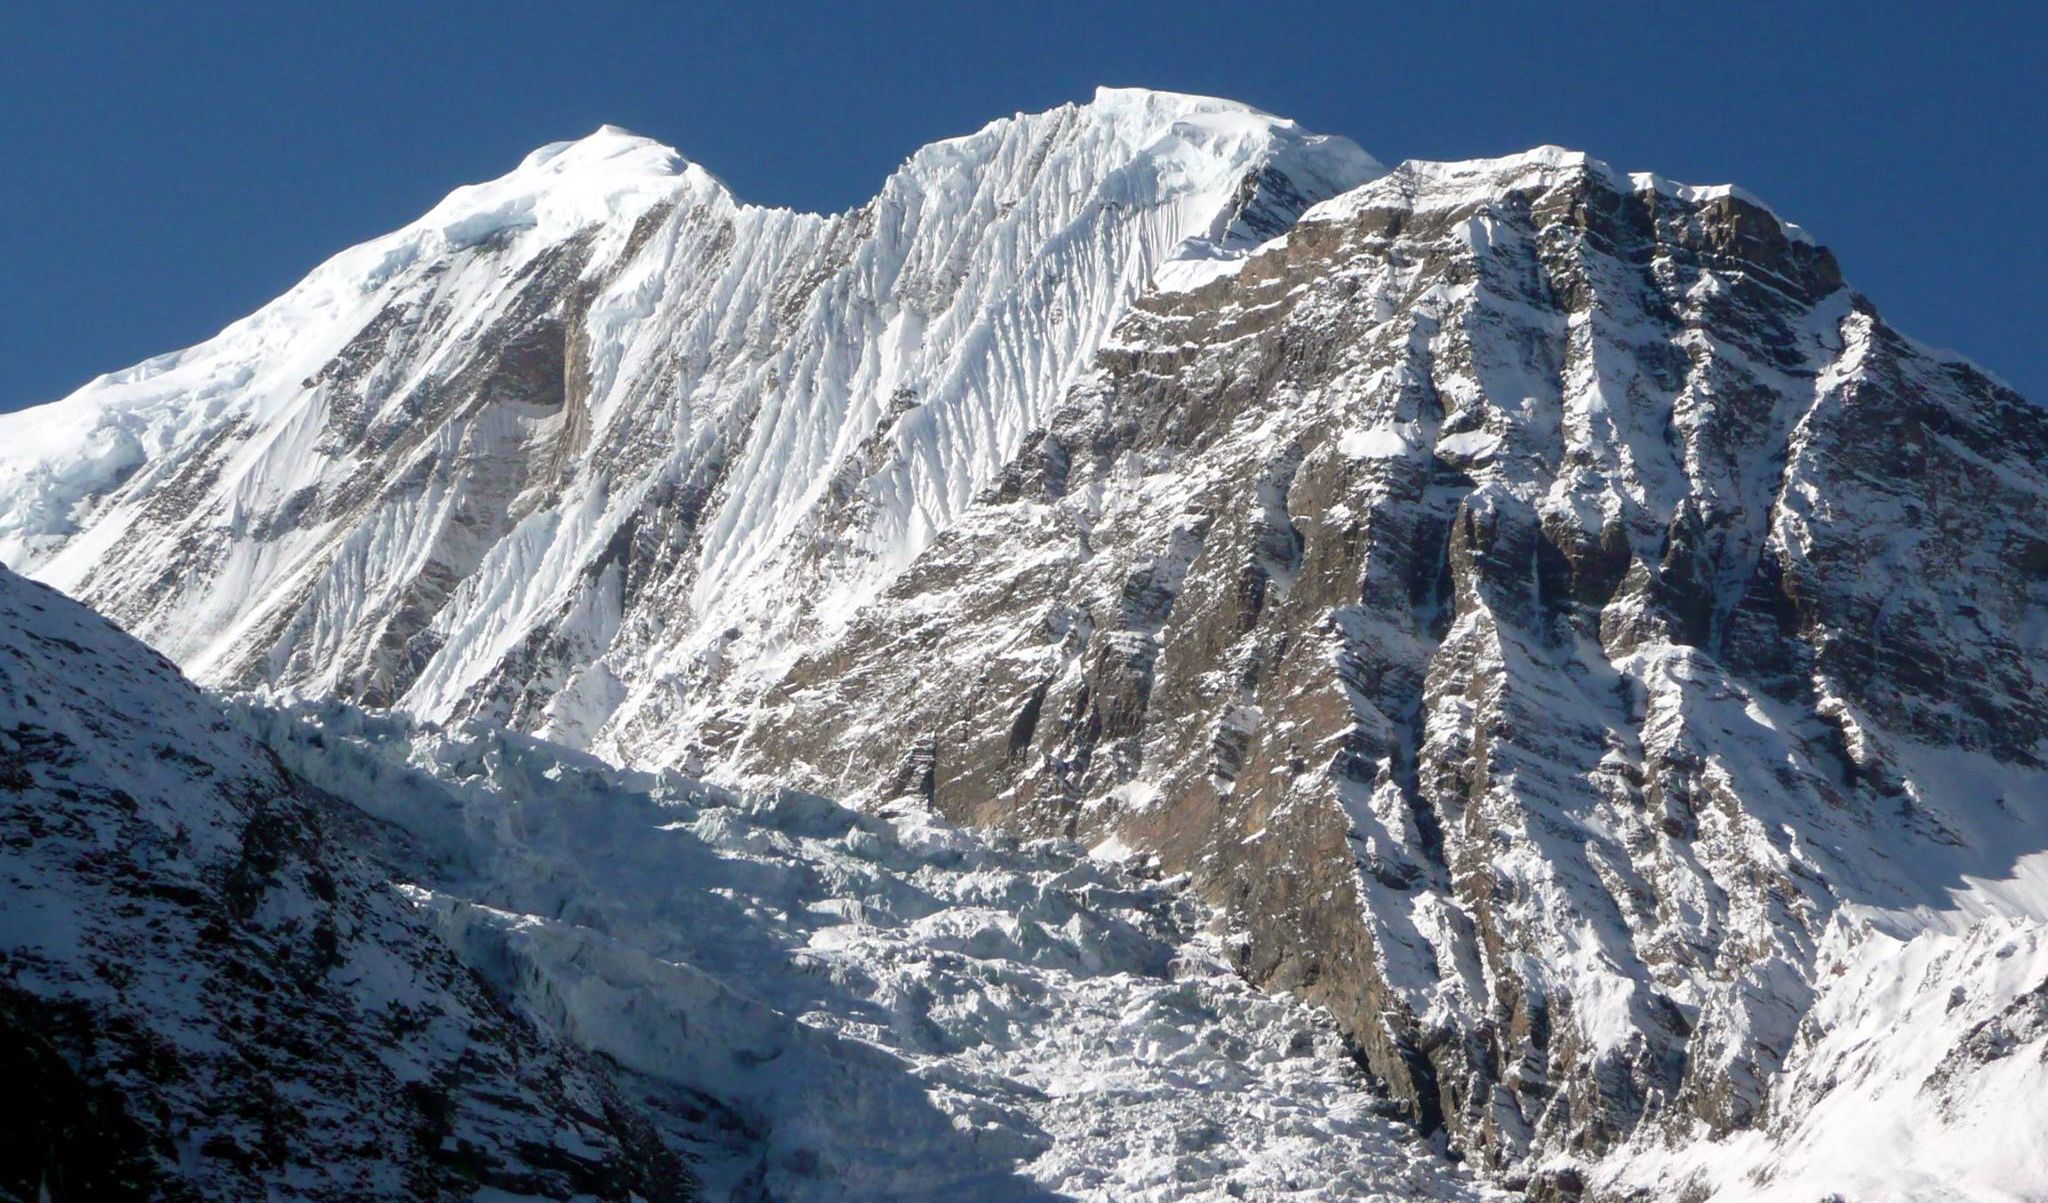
[1606,905,2048,1201]
[238,697,1492,1202]
[729,146,2048,1188]
[0,565,692,1200]
[0,90,1377,767]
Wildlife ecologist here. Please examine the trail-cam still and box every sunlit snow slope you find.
[0,89,1378,769]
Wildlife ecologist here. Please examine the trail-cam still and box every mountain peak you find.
[517,123,687,174]
[1085,84,1275,118]
[1304,142,1821,252]
[415,124,709,249]
[5,85,2046,1203]
[1072,85,1374,165]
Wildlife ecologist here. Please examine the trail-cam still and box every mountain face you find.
[4,90,2047,1201]
[729,144,2048,1191]
[0,561,1484,1202]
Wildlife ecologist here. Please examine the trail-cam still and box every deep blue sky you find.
[4,1,2041,408]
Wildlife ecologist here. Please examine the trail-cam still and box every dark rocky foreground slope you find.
[0,567,694,1200]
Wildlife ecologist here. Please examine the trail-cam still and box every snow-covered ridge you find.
[0,90,1361,554]
[1304,143,1817,245]
[0,88,1379,764]
[0,125,703,481]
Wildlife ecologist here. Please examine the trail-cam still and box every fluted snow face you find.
[0,90,1379,760]
[0,123,717,691]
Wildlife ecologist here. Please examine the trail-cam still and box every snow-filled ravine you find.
[233,699,1497,1202]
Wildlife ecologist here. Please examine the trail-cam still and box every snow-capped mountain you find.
[0,88,1375,765]
[4,89,2046,1201]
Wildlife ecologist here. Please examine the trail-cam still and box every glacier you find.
[0,558,1488,1200]
[238,695,1499,1201]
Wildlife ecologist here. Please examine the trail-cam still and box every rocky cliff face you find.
[729,148,2048,1179]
